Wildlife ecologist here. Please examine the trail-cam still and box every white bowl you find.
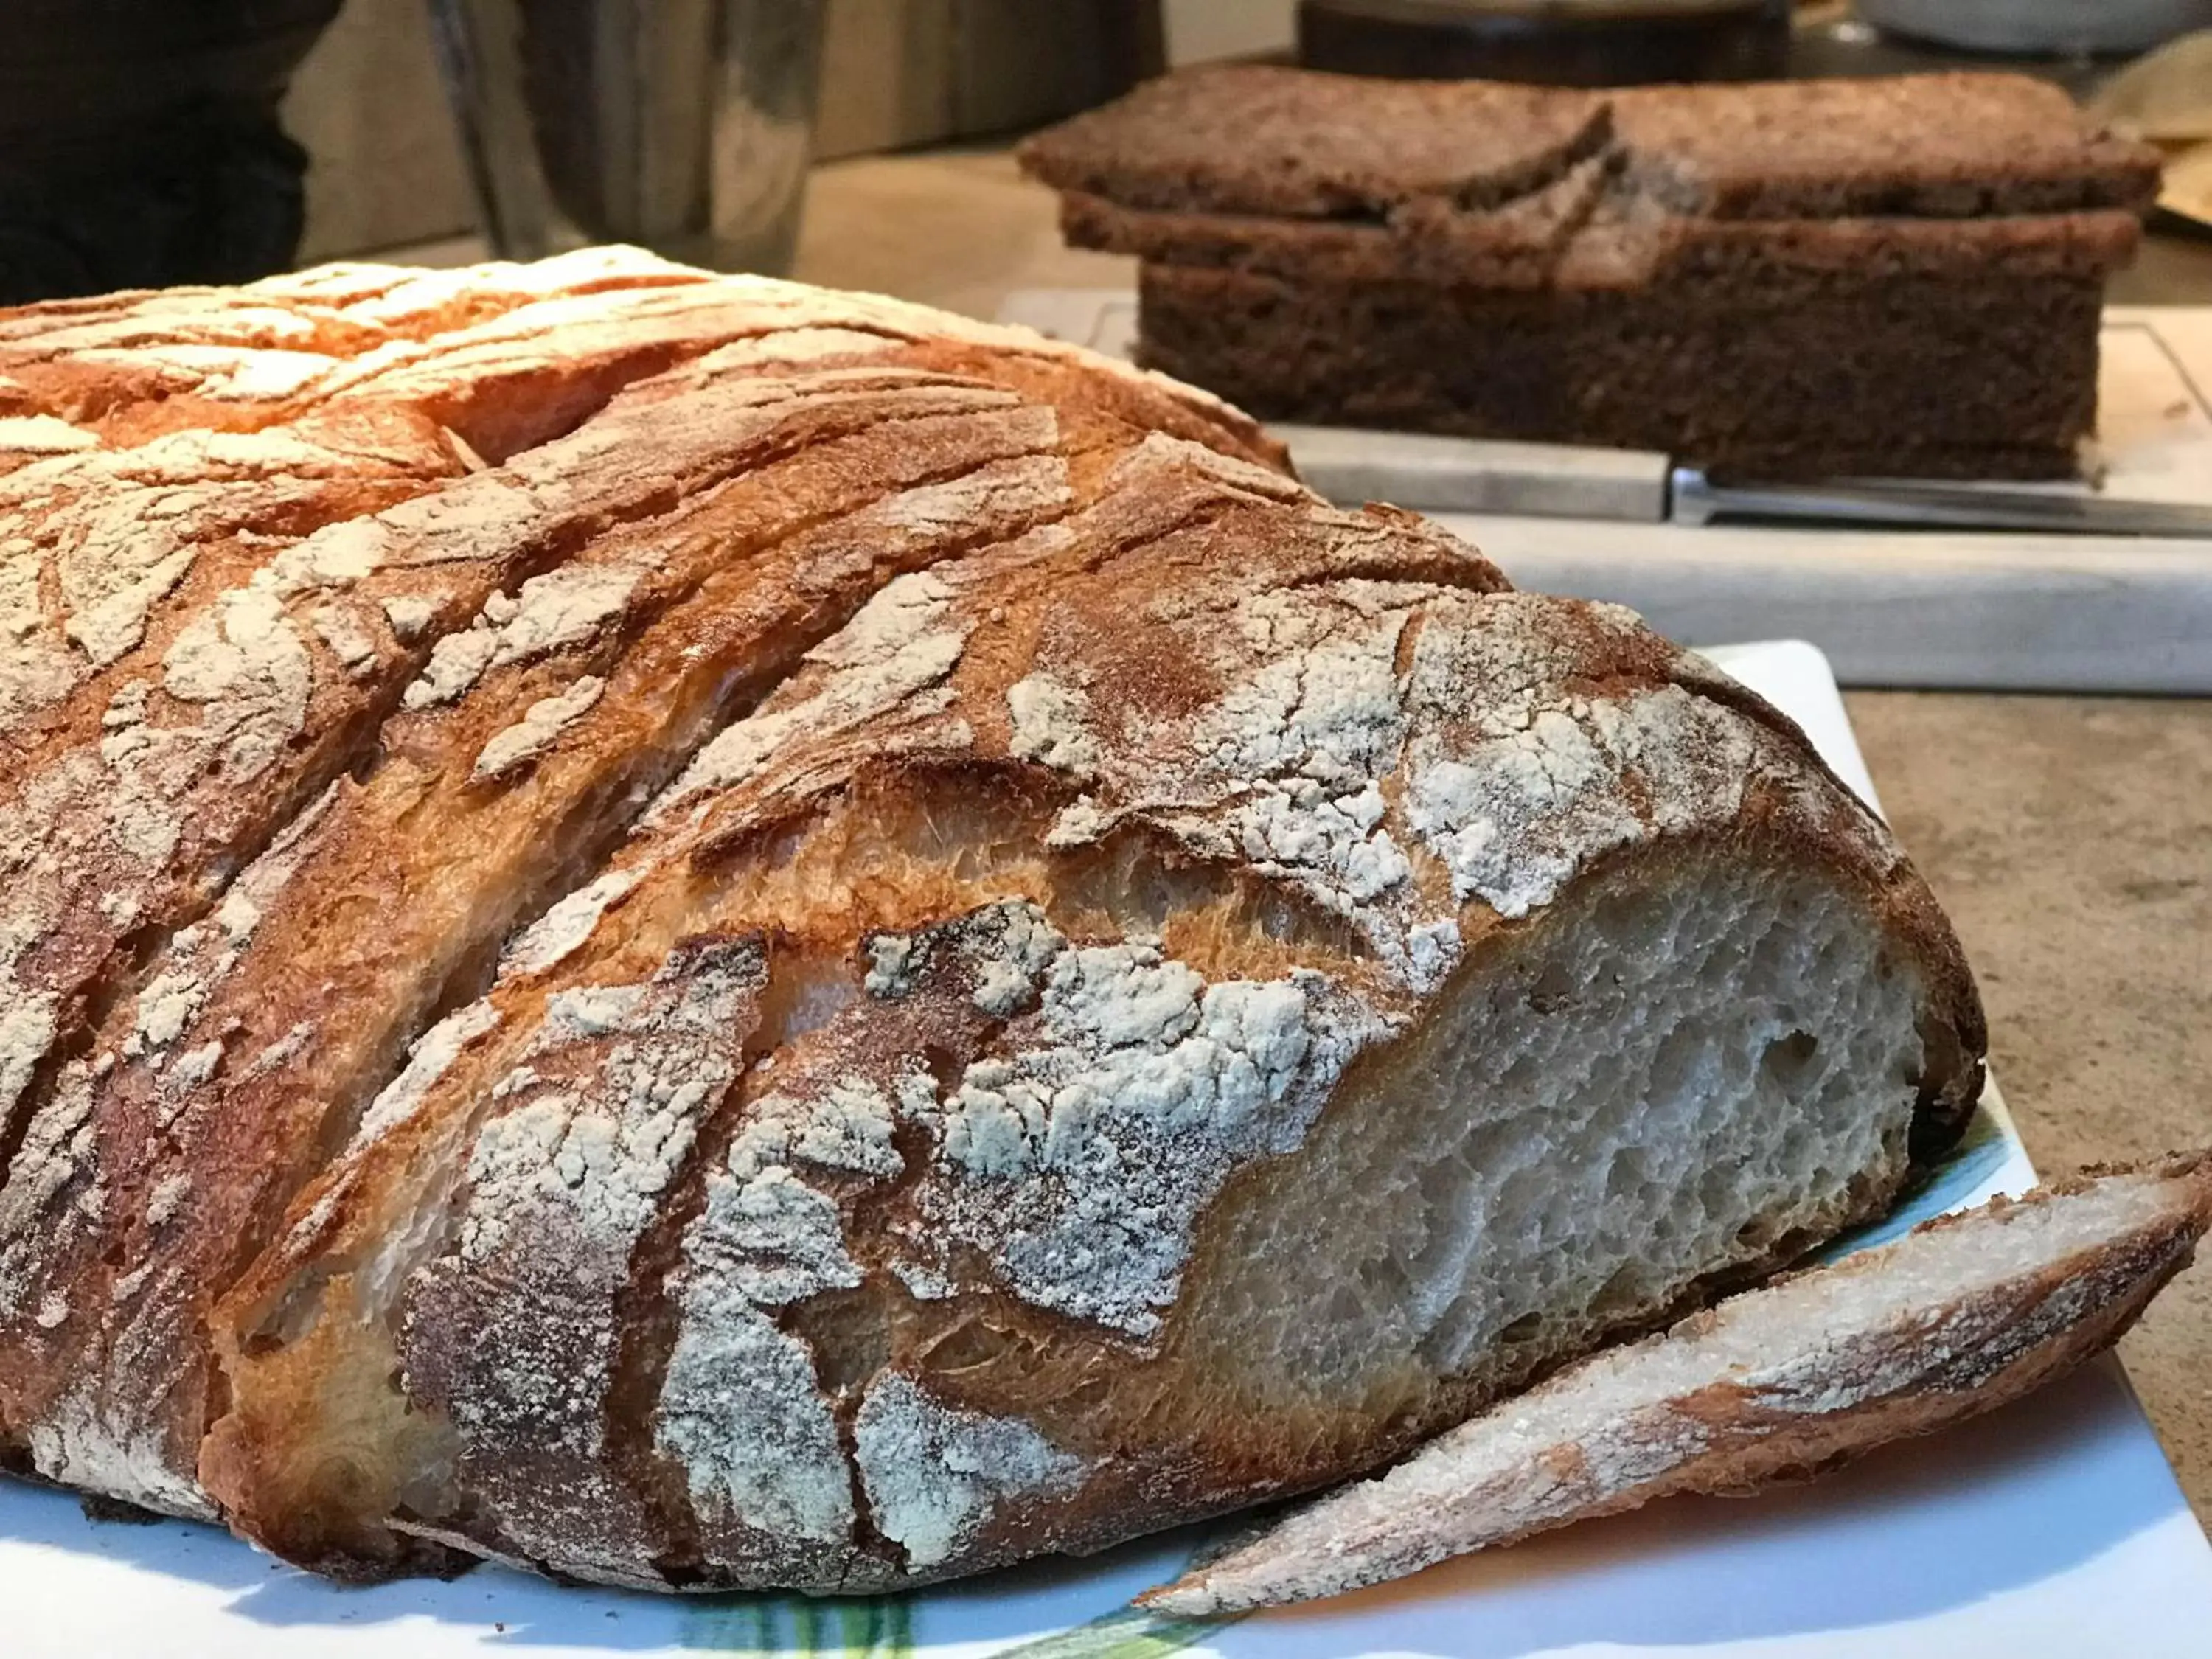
[1857,0,2212,54]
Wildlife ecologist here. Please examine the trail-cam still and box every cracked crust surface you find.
[0,255,1983,1592]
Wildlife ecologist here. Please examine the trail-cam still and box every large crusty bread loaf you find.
[1150,1152,2212,1615]
[0,253,1983,1590]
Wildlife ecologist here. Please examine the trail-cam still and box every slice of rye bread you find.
[1019,68,2161,233]
[1037,80,2149,294]
[1145,1152,2212,1615]
[1133,261,2102,481]
[1014,64,1613,220]
[1058,186,2141,291]
[1605,75,2163,220]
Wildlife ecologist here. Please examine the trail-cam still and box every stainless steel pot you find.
[428,0,824,275]
[1857,0,2212,55]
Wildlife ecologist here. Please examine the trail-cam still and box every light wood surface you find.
[792,144,2212,1533]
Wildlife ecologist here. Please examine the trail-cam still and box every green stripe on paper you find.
[987,1604,1237,1658]
[678,1595,914,1655]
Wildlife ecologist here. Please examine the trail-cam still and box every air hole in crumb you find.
[1760,1029,1820,1088]
[1526,962,1577,1015]
[1736,1216,1780,1248]
[1605,1151,1646,1200]
[1590,1265,1645,1316]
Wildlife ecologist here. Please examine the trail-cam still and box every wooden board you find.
[998,290,2212,691]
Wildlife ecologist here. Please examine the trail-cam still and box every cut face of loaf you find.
[0,257,1982,1594]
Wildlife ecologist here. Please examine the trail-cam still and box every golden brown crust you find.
[209,448,1974,1587]
[0,256,1986,1594]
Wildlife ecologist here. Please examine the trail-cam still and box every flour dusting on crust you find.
[855,1373,1086,1568]
[883,907,1386,1337]
[347,1001,503,1156]
[656,1298,855,1545]
[472,675,608,782]
[653,570,970,818]
[396,940,767,1567]
[504,869,645,975]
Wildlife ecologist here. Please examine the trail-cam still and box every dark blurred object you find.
[1298,0,1790,85]
[429,0,826,272]
[813,0,1166,160]
[0,0,340,303]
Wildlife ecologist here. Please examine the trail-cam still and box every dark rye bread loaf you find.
[0,254,1987,1592]
[1020,68,2162,481]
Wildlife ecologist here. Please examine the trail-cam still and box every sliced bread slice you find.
[1146,1152,2212,1615]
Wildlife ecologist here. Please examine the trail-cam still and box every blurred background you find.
[303,1,2208,279]
[7,1,2207,302]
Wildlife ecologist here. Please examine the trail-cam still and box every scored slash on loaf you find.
[0,251,1992,1590]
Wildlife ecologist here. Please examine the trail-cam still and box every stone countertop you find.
[1850,693,2212,1526]
[791,146,2212,1533]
